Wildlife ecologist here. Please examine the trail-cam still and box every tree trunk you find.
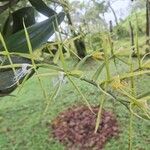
[146,0,150,53]
[62,1,87,58]
[109,20,113,33]
[66,12,86,58]
[109,20,114,56]
[108,2,118,26]
[129,21,136,56]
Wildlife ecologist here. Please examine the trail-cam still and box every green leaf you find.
[2,12,13,38]
[12,7,35,34]
[0,12,65,53]
[29,0,56,17]
[2,7,35,37]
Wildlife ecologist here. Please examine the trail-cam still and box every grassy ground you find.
[0,56,150,150]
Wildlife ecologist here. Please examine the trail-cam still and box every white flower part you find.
[0,56,5,63]
[58,71,65,81]
[6,64,32,89]
[13,63,32,82]
[52,71,67,87]
[0,56,3,63]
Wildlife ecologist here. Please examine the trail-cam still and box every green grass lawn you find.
[0,58,150,150]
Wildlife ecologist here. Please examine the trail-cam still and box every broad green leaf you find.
[29,0,56,17]
[0,12,65,53]
[2,7,35,38]
[12,7,35,34]
[2,12,13,38]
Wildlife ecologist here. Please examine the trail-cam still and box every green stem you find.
[129,111,133,150]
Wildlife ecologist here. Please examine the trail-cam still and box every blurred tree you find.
[131,0,150,53]
[84,0,108,29]
[64,0,87,58]
[107,0,118,25]
[48,0,87,58]
[146,0,150,53]
[131,0,145,11]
